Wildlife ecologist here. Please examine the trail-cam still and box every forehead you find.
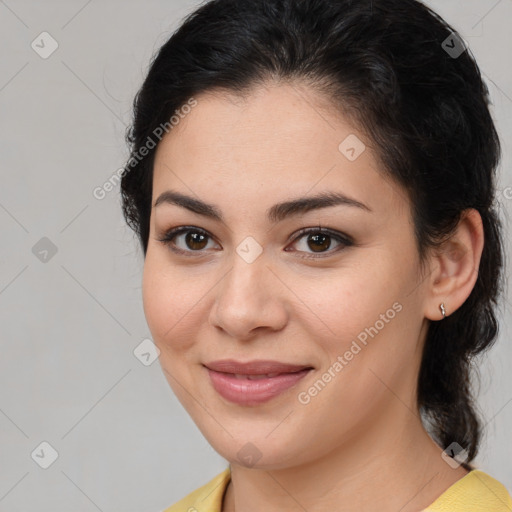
[152,83,409,222]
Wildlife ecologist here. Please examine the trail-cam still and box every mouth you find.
[203,360,314,406]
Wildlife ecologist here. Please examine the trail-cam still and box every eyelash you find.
[156,225,353,259]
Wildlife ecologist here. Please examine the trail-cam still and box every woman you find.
[120,0,512,510]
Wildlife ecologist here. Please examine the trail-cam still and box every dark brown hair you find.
[120,0,505,465]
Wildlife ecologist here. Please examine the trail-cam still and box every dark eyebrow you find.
[153,189,372,222]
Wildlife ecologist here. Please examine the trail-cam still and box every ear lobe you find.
[424,208,484,321]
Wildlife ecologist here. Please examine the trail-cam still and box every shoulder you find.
[162,467,231,512]
[425,469,512,511]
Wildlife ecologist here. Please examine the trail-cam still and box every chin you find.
[200,429,313,471]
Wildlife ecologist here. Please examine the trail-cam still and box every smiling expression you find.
[142,81,431,469]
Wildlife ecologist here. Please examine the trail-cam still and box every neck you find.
[222,405,469,512]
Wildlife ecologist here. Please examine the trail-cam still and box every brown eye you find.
[286,227,353,259]
[305,232,332,252]
[157,227,219,255]
[184,231,209,250]
[157,225,353,259]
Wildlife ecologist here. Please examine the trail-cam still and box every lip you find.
[203,359,313,375]
[203,360,314,406]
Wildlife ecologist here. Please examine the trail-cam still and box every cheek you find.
[310,264,401,342]
[305,251,418,387]
[141,257,210,412]
[141,253,204,356]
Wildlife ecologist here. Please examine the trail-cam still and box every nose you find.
[208,252,289,340]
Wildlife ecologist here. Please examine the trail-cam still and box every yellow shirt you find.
[162,467,512,512]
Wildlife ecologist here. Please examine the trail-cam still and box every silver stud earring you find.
[439,302,446,319]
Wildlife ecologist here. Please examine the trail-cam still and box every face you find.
[142,82,430,470]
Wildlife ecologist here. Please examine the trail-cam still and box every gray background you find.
[0,1,511,511]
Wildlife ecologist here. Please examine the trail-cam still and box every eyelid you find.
[156,225,353,258]
[284,226,353,259]
[156,226,219,256]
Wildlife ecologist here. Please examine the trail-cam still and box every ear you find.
[424,208,484,321]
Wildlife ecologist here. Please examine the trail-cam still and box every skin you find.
[142,81,484,512]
